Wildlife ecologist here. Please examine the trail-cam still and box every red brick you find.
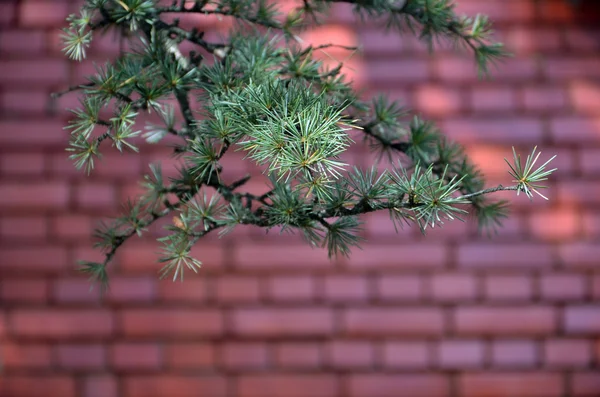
[91,152,143,179]
[234,243,333,270]
[221,342,268,369]
[50,214,93,241]
[323,275,368,302]
[0,2,15,25]
[0,29,45,53]
[0,216,47,240]
[484,275,532,302]
[53,278,102,303]
[540,274,586,301]
[581,150,600,175]
[368,60,430,86]
[82,375,118,397]
[454,1,536,23]
[570,81,600,113]
[0,246,68,273]
[551,117,600,143]
[455,306,555,336]
[327,340,374,369]
[125,376,226,397]
[111,343,162,370]
[0,121,66,146]
[75,183,117,209]
[491,340,537,368]
[0,152,46,175]
[56,344,106,370]
[0,88,50,113]
[0,182,69,210]
[505,28,562,53]
[565,29,600,52]
[571,372,600,397]
[564,306,600,334]
[529,209,580,241]
[0,342,52,369]
[523,86,568,111]
[275,343,321,369]
[0,60,68,86]
[165,343,214,369]
[544,58,600,79]
[215,276,261,303]
[347,244,447,269]
[382,341,430,369]
[544,339,591,368]
[442,118,544,144]
[106,277,156,303]
[232,308,333,337]
[121,309,223,337]
[343,308,444,336]
[460,373,563,397]
[470,87,515,113]
[376,274,423,301]
[10,310,114,339]
[238,375,338,397]
[437,340,485,369]
[158,279,207,302]
[559,242,600,268]
[348,374,449,397]
[539,0,577,22]
[19,1,70,27]
[415,85,463,116]
[268,276,315,302]
[0,376,76,397]
[430,273,477,302]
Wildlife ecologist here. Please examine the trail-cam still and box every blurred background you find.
[1,0,600,396]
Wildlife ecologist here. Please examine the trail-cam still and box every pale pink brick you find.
[552,117,600,143]
[458,244,553,269]
[523,87,568,111]
[376,275,423,301]
[430,273,477,302]
[327,341,374,369]
[275,343,321,369]
[484,275,532,302]
[56,344,106,370]
[268,276,315,302]
[323,275,369,302]
[491,340,538,368]
[559,242,600,267]
[544,58,600,79]
[470,87,515,113]
[564,306,600,334]
[540,274,586,301]
[19,1,70,27]
[382,341,430,369]
[368,60,431,85]
[437,340,484,369]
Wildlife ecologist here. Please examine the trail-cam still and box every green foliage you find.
[57,0,557,287]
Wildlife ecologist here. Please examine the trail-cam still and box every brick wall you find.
[1,0,600,396]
